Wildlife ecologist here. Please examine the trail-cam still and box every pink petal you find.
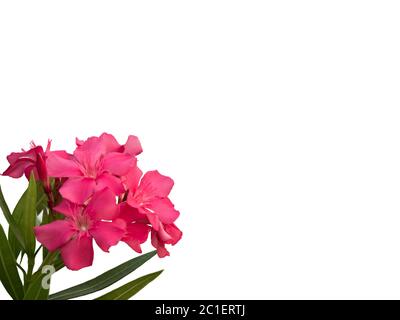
[149,198,180,224]
[53,199,81,218]
[157,223,173,242]
[139,170,174,199]
[124,165,143,192]
[3,147,41,178]
[101,152,136,176]
[123,223,151,253]
[60,177,96,204]
[34,220,74,251]
[113,218,127,230]
[6,147,37,163]
[75,137,84,146]
[47,152,82,177]
[61,235,94,270]
[99,133,122,153]
[90,221,124,252]
[50,150,74,159]
[145,212,160,231]
[73,137,103,171]
[124,240,141,253]
[124,135,142,156]
[86,188,118,220]
[2,159,34,178]
[162,223,183,245]
[151,231,170,258]
[6,152,32,164]
[118,203,147,224]
[23,165,37,180]
[95,173,125,196]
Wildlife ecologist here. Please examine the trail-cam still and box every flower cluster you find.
[2,133,182,270]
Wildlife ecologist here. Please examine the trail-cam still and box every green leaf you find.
[21,175,37,257]
[41,207,49,260]
[0,224,24,300]
[0,185,25,250]
[35,184,47,214]
[8,183,46,259]
[8,190,28,258]
[49,251,157,300]
[95,270,163,300]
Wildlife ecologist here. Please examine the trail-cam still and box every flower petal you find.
[118,203,147,224]
[23,165,37,180]
[163,223,183,245]
[73,137,103,171]
[2,147,41,178]
[75,137,84,146]
[2,159,34,178]
[149,198,180,224]
[7,149,37,163]
[139,170,174,199]
[86,188,118,220]
[123,135,142,156]
[101,152,136,176]
[156,223,173,242]
[53,199,81,217]
[60,235,94,270]
[90,221,125,252]
[123,223,151,253]
[151,230,170,258]
[46,151,82,177]
[34,220,74,251]
[145,212,160,231]
[95,173,125,196]
[60,177,96,204]
[124,165,142,192]
[99,133,122,153]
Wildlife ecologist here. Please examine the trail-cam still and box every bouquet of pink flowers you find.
[0,133,182,300]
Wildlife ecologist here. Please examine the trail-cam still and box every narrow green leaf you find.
[8,183,46,259]
[8,190,28,258]
[95,270,163,300]
[0,185,25,250]
[35,184,47,214]
[41,207,49,260]
[0,224,24,300]
[22,175,37,257]
[49,251,157,300]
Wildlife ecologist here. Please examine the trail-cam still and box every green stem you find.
[23,254,35,291]
[16,263,27,278]
[34,245,43,257]
[26,254,35,281]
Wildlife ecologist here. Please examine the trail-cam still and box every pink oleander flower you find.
[2,141,51,190]
[150,223,182,258]
[34,188,124,270]
[116,203,151,253]
[75,133,143,156]
[117,202,182,257]
[46,133,141,204]
[121,167,182,257]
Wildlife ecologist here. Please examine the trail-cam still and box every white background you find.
[1,1,400,300]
